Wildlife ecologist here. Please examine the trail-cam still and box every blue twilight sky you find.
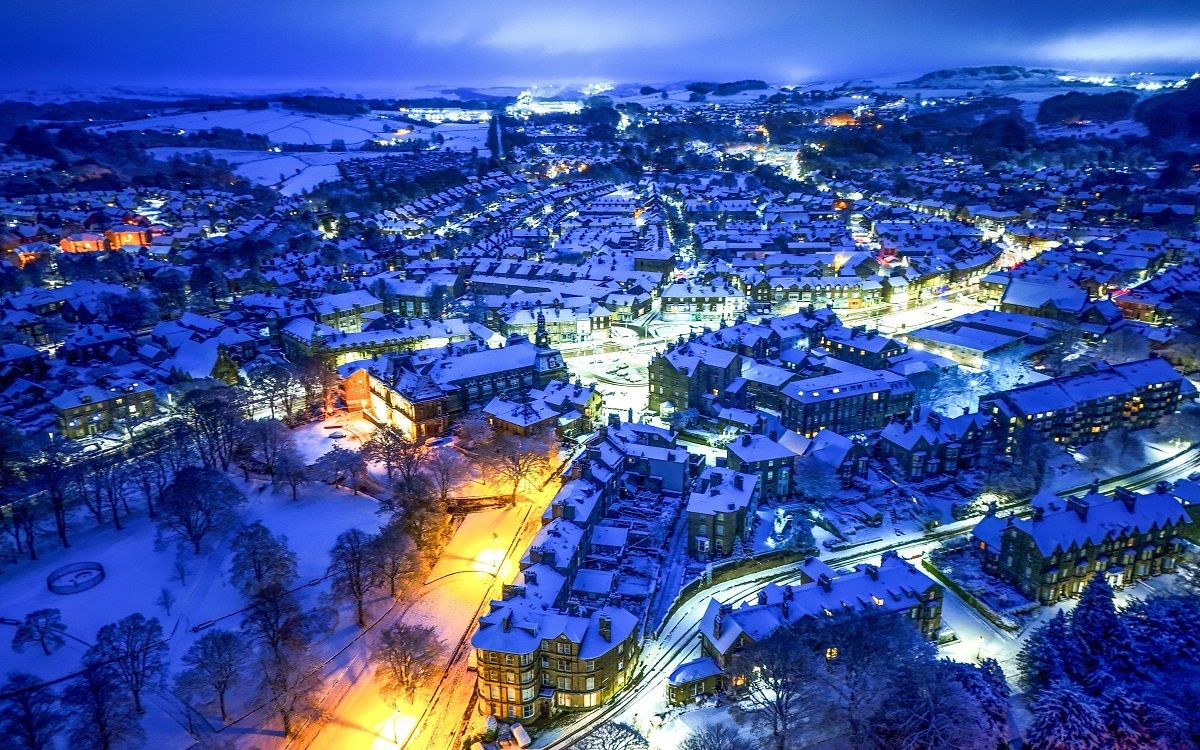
[3,0,1200,94]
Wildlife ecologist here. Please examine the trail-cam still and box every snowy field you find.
[148,146,403,195]
[93,108,412,147]
[1037,119,1149,140]
[428,121,491,153]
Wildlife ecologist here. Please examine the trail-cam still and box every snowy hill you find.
[902,65,1066,88]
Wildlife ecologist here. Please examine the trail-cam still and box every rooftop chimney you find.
[1066,494,1090,522]
[598,614,612,642]
[818,573,833,592]
[1115,487,1138,513]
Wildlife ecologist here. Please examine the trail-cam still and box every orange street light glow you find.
[372,711,417,749]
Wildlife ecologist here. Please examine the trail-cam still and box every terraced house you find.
[972,486,1191,604]
[980,356,1191,449]
[780,358,915,437]
[52,382,156,438]
[670,553,942,702]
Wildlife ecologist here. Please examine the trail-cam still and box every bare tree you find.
[0,672,66,750]
[732,625,822,750]
[242,585,301,657]
[820,612,936,745]
[869,660,1001,750]
[125,458,162,520]
[428,448,467,508]
[12,609,67,656]
[329,529,379,627]
[177,386,245,470]
[31,439,78,546]
[157,466,247,555]
[257,651,324,738]
[273,446,309,500]
[486,430,553,502]
[373,622,444,706]
[240,419,293,475]
[249,363,300,421]
[363,426,428,485]
[369,518,415,599]
[2,497,41,561]
[454,412,494,451]
[311,446,367,494]
[176,629,250,721]
[61,665,144,750]
[680,722,757,750]
[84,613,169,714]
[229,521,298,601]
[155,587,177,616]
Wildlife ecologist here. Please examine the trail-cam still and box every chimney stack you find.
[598,614,612,642]
[1115,487,1138,513]
[1066,494,1090,522]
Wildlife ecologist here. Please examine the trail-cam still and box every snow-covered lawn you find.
[930,541,1039,622]
[0,476,383,749]
[290,413,374,463]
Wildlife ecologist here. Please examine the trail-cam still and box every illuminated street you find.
[3,8,1200,750]
[309,488,558,750]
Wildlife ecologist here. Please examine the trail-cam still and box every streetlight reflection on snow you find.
[372,711,417,748]
[473,547,506,575]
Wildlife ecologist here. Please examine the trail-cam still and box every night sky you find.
[4,0,1200,93]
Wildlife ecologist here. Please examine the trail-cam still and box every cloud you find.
[480,13,710,54]
[406,0,732,56]
[1034,25,1200,64]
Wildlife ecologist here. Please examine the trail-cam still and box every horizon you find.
[3,1,1200,94]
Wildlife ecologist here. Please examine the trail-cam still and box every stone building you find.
[971,486,1190,604]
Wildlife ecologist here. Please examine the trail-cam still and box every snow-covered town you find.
[4,5,1200,750]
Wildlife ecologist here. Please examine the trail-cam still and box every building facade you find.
[972,486,1190,604]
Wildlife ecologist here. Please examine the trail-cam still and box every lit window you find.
[825,647,838,661]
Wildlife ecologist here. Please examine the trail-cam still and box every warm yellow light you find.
[473,547,506,575]
[372,711,417,748]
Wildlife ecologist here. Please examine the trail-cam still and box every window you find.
[825,647,839,661]
[586,676,595,690]
[523,703,535,719]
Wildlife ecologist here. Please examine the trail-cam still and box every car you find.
[328,432,347,439]
[1189,471,1200,482]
